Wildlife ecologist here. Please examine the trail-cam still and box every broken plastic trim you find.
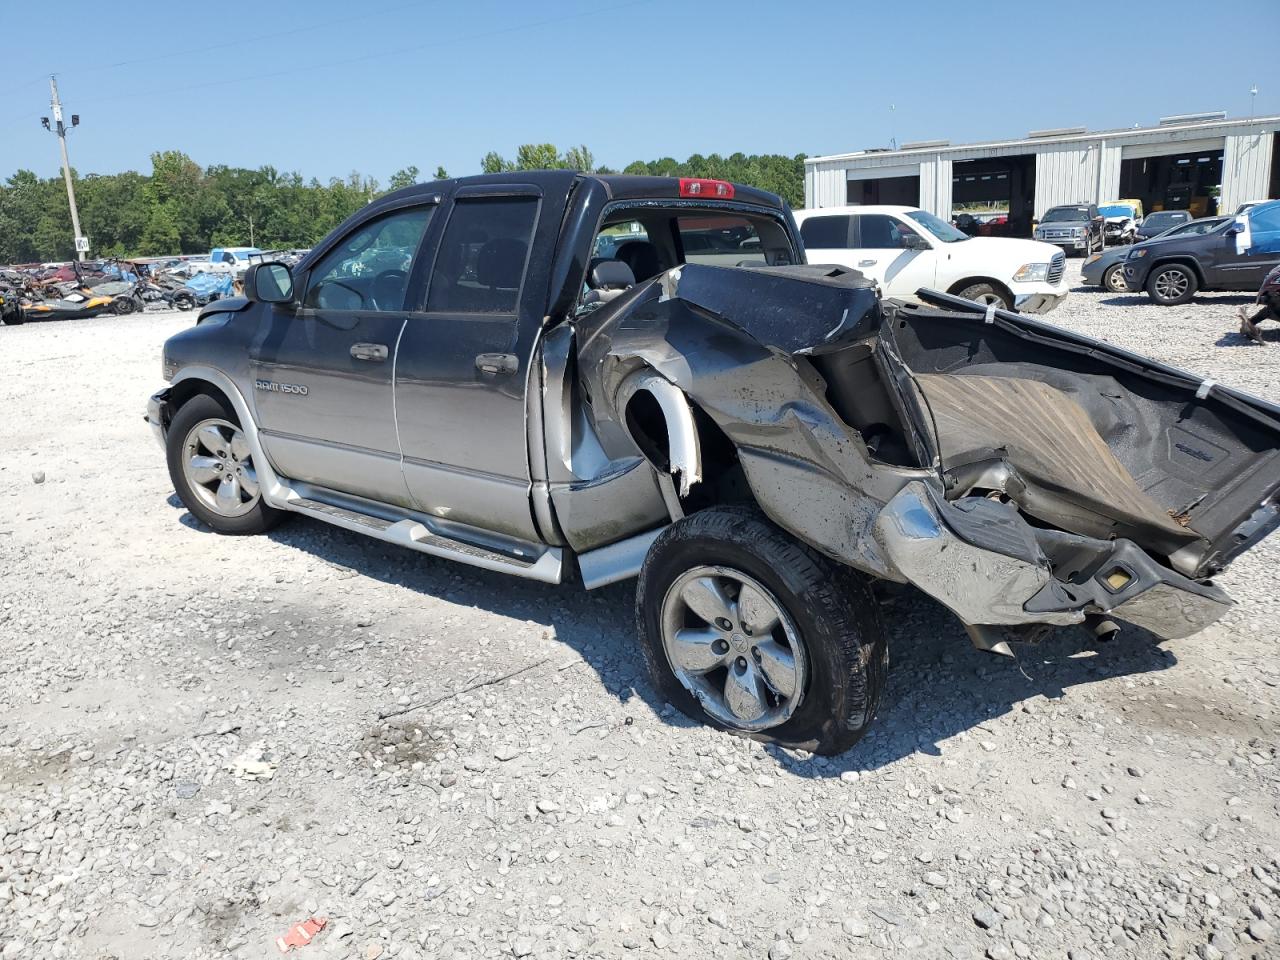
[616,370,702,499]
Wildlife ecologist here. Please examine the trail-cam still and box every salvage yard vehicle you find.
[1082,216,1229,291]
[794,205,1067,313]
[1134,209,1193,243]
[146,172,1280,754]
[1033,203,1104,257]
[1098,200,1144,245]
[1125,200,1280,305]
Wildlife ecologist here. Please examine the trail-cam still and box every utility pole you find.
[41,76,86,262]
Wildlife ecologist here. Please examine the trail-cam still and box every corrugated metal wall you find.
[1221,132,1274,214]
[804,164,847,208]
[1034,144,1098,215]
[918,157,952,218]
[1097,141,1122,202]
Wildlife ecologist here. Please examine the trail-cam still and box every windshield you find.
[1098,205,1134,218]
[1162,217,1228,238]
[906,209,968,243]
[1042,207,1088,223]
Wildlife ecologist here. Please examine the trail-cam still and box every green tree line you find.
[0,145,805,263]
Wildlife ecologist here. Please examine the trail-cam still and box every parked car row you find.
[1078,200,1280,305]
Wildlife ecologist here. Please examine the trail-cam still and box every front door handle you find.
[350,342,388,362]
[475,352,518,375]
[858,259,878,267]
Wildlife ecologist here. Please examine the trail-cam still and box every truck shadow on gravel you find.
[769,585,1178,775]
[230,512,1182,775]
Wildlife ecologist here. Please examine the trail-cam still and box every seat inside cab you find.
[579,208,798,313]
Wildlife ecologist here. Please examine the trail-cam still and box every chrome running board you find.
[282,491,563,584]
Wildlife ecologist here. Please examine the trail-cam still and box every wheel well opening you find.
[947,277,1014,305]
[624,390,671,471]
[169,379,233,418]
[1149,257,1204,285]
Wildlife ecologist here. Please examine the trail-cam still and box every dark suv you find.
[1124,202,1280,305]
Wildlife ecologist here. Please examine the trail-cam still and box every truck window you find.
[304,205,433,311]
[426,197,539,314]
[799,215,853,249]
[675,215,776,267]
[854,214,917,249]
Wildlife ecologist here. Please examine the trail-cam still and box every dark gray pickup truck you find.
[146,171,1280,754]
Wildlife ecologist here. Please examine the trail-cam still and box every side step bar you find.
[283,494,564,584]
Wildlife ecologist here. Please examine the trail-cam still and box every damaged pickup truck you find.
[146,172,1280,754]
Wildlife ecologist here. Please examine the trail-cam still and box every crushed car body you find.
[570,261,1278,650]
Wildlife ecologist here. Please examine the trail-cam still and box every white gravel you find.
[1,267,1278,960]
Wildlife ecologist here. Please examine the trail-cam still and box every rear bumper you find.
[873,482,1232,642]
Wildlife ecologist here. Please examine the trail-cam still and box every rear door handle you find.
[475,352,518,375]
[350,342,388,362]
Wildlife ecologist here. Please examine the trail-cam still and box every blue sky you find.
[2,0,1276,183]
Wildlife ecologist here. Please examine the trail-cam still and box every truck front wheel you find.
[636,507,887,755]
[166,394,285,535]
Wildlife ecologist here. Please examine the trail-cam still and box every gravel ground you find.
[2,266,1278,960]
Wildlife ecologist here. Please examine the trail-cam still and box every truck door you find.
[393,185,559,543]
[248,200,436,506]
[849,213,937,298]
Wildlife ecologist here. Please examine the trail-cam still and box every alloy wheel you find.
[659,565,807,732]
[1106,266,1127,292]
[1153,269,1189,300]
[181,418,260,518]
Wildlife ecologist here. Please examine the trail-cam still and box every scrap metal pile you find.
[0,257,241,325]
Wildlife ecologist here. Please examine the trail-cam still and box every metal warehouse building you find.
[804,113,1280,237]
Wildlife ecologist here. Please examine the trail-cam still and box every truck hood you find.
[955,236,1064,264]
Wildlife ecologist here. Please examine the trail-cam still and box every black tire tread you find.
[636,505,887,755]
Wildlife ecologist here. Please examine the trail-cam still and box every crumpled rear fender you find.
[576,272,932,579]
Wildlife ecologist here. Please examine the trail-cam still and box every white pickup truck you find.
[794,205,1068,313]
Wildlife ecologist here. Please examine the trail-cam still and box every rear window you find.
[677,216,769,265]
[800,215,853,249]
[426,197,538,314]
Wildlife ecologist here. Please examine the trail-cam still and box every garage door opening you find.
[1119,148,1224,218]
[846,174,920,206]
[950,154,1036,238]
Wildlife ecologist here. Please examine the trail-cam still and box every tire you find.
[1103,263,1127,293]
[166,393,285,535]
[956,282,1011,311]
[173,293,195,311]
[636,506,888,755]
[1,308,24,326]
[1145,263,1198,306]
[111,296,134,315]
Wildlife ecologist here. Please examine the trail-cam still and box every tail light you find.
[679,177,734,199]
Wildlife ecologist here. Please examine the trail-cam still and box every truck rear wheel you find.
[636,506,887,755]
[166,394,285,535]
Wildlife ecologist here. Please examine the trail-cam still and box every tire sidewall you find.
[636,508,885,754]
[1104,264,1126,293]
[165,394,282,535]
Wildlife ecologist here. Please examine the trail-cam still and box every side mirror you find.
[1225,222,1243,236]
[244,262,294,304]
[903,234,928,251]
